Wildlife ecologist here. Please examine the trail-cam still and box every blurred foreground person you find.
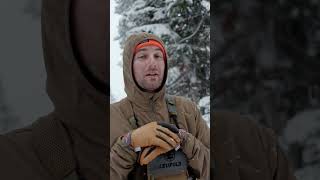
[0,0,107,179]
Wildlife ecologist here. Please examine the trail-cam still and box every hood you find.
[41,0,106,145]
[123,32,168,108]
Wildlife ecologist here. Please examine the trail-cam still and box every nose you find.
[147,55,157,68]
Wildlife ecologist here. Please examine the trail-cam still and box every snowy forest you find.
[0,0,319,179]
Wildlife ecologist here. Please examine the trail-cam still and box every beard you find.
[140,74,163,91]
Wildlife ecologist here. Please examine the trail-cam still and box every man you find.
[110,32,297,180]
[0,0,107,179]
[110,33,210,180]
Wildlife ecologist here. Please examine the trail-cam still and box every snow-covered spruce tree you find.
[115,0,210,105]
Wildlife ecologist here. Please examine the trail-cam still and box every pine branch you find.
[178,16,204,43]
[167,70,189,89]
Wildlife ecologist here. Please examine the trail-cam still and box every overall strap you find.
[123,99,138,129]
[165,95,197,180]
[127,96,178,129]
[165,95,180,129]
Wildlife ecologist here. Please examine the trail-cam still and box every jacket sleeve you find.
[259,126,297,180]
[110,136,137,180]
[180,102,210,179]
[110,103,138,180]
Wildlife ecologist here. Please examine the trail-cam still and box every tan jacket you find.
[110,33,210,180]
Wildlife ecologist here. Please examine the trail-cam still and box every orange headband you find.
[134,39,166,61]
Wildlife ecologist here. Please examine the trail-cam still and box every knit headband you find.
[134,39,166,61]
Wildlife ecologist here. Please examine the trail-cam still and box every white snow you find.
[202,114,210,126]
[111,0,126,102]
[190,75,197,83]
[131,0,146,10]
[201,0,210,11]
[198,96,210,127]
[121,0,147,19]
[126,23,180,40]
[198,96,210,107]
[167,66,180,85]
[131,7,157,15]
[165,0,175,3]
[165,0,177,14]
[152,8,167,21]
[186,0,193,4]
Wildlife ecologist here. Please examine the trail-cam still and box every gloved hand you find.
[158,122,188,147]
[157,122,179,133]
[139,146,168,165]
[131,122,180,151]
[138,122,188,165]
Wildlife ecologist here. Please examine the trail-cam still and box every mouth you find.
[145,73,159,77]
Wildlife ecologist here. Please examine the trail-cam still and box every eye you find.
[154,54,163,59]
[137,55,146,59]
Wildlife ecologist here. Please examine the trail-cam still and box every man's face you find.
[133,46,165,92]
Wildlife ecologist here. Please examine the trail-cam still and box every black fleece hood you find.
[41,0,107,179]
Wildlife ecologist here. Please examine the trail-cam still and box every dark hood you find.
[41,0,107,178]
